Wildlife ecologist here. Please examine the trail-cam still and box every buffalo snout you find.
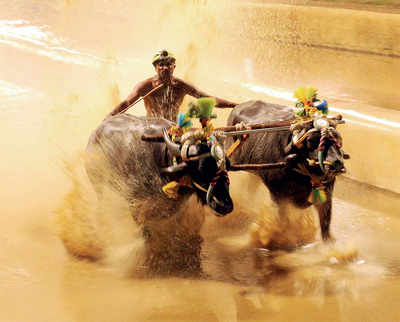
[207,177,233,216]
[329,160,346,174]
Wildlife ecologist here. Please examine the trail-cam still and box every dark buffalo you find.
[226,100,347,242]
[85,114,233,276]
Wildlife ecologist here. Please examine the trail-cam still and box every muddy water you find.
[1,1,400,321]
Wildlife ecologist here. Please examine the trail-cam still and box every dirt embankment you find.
[236,0,400,58]
[247,0,400,14]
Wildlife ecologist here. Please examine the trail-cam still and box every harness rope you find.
[226,139,242,157]
[210,170,230,187]
[225,122,252,157]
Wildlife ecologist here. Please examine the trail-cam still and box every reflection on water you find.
[0,19,108,66]
[0,79,34,98]
[1,1,400,321]
[0,19,61,46]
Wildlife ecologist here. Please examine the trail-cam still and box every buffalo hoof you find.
[322,234,336,243]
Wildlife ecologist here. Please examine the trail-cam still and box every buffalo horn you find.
[142,134,182,142]
[162,128,181,157]
[160,162,188,174]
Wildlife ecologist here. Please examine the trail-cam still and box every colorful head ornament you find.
[294,86,318,106]
[315,100,328,115]
[293,86,328,118]
[177,112,192,129]
[187,97,217,119]
[152,50,176,66]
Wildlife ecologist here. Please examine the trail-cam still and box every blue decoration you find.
[177,112,192,128]
[316,100,328,115]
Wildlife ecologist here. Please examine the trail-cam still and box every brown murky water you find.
[1,1,400,321]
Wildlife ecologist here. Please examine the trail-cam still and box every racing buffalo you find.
[85,114,234,276]
[226,100,347,242]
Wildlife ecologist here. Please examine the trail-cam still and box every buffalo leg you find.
[314,183,335,241]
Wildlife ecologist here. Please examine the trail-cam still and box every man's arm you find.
[105,79,149,118]
[181,80,238,108]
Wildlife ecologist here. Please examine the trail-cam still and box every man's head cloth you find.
[152,50,176,66]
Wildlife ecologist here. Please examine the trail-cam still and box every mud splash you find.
[55,151,354,285]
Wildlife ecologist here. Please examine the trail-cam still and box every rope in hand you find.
[118,83,164,115]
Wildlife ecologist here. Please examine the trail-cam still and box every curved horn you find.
[160,162,188,174]
[162,128,181,157]
[206,184,215,208]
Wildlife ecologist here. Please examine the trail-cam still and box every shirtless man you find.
[106,50,238,122]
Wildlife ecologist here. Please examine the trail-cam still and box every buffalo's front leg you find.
[314,182,335,241]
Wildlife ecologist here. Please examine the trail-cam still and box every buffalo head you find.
[292,116,348,182]
[161,128,233,216]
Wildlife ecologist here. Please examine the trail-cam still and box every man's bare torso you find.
[108,72,236,122]
[143,78,186,122]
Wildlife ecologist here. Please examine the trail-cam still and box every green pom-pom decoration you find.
[197,97,217,119]
[311,187,327,204]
